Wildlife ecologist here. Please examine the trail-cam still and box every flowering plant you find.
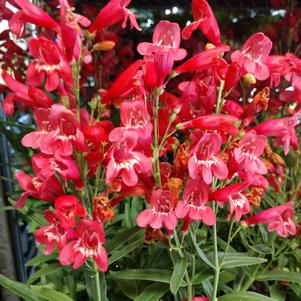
[0,0,301,301]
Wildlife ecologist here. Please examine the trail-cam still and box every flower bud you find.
[92,41,115,52]
[243,73,256,85]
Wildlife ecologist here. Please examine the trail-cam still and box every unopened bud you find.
[205,43,216,50]
[243,73,256,85]
[92,41,115,52]
[86,31,96,40]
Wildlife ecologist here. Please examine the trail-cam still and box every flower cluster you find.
[0,0,300,300]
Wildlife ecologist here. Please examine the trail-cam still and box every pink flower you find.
[109,100,152,141]
[175,45,229,74]
[59,219,108,271]
[182,0,221,45]
[35,210,73,255]
[54,195,86,229]
[188,133,228,184]
[231,32,272,80]
[137,20,187,61]
[89,0,141,33]
[106,135,152,187]
[175,179,216,225]
[244,201,296,237]
[251,111,300,155]
[1,71,53,115]
[9,0,60,37]
[234,131,267,175]
[136,188,178,230]
[284,53,301,90]
[32,153,81,185]
[26,37,73,92]
[266,55,290,88]
[22,104,88,157]
[15,171,63,208]
[210,182,250,222]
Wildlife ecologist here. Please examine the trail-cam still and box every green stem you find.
[220,219,234,267]
[93,264,102,301]
[215,79,225,114]
[72,63,81,122]
[212,203,219,301]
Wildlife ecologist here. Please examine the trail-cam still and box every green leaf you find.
[0,274,41,301]
[256,271,301,283]
[30,286,73,301]
[170,258,187,295]
[222,254,267,269]
[111,269,172,284]
[26,253,58,267]
[190,229,215,269]
[117,279,138,299]
[27,263,62,284]
[269,285,286,301]
[108,232,143,265]
[218,291,277,301]
[105,226,143,253]
[134,282,168,301]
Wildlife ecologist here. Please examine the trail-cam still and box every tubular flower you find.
[26,37,73,92]
[231,32,272,81]
[137,20,187,61]
[182,0,221,45]
[93,196,115,222]
[234,131,267,175]
[188,133,228,184]
[54,195,86,229]
[244,201,296,237]
[136,188,178,230]
[59,219,108,271]
[22,104,88,157]
[1,71,53,115]
[210,182,250,222]
[106,135,152,187]
[175,45,229,74]
[251,111,300,155]
[15,171,64,208]
[109,100,152,141]
[35,211,73,255]
[176,114,239,136]
[89,0,141,33]
[9,0,60,36]
[165,177,183,201]
[175,179,216,225]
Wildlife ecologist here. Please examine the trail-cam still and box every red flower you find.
[137,20,186,61]
[175,179,215,225]
[106,135,152,187]
[59,219,108,271]
[1,71,53,115]
[26,37,73,92]
[9,0,60,36]
[109,100,152,141]
[89,0,141,33]
[22,104,88,157]
[231,32,272,81]
[188,133,228,184]
[101,59,142,105]
[182,0,221,45]
[244,201,296,237]
[210,182,250,222]
[266,55,289,88]
[35,211,73,255]
[234,131,267,175]
[15,171,63,208]
[175,45,229,74]
[284,53,301,90]
[54,195,86,229]
[176,114,239,136]
[136,188,178,230]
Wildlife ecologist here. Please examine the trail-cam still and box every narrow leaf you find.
[222,255,267,269]
[134,282,168,301]
[190,229,215,269]
[0,274,40,301]
[31,286,73,301]
[256,271,301,283]
[170,258,187,295]
[218,291,277,301]
[26,253,58,267]
[27,263,62,284]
